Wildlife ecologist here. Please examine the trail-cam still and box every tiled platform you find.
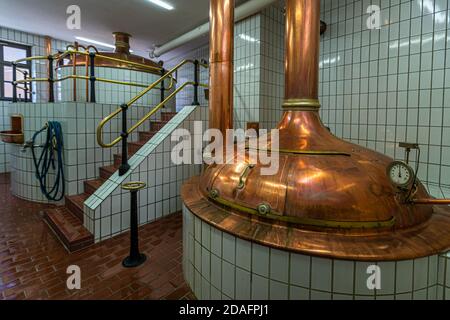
[0,173,194,300]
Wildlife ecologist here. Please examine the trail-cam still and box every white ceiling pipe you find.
[151,0,277,58]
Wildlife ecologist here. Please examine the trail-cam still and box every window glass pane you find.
[4,66,27,82]
[17,68,27,81]
[16,87,26,100]
[3,46,27,62]
[3,66,30,81]
[4,82,12,98]
[4,66,13,82]
[3,82,26,99]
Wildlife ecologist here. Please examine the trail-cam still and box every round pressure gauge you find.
[387,161,415,188]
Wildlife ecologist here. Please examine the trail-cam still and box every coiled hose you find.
[31,121,65,201]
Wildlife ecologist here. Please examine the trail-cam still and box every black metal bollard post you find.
[119,104,130,176]
[192,60,200,106]
[160,68,166,108]
[24,71,29,102]
[121,182,147,268]
[48,55,54,103]
[12,63,17,103]
[89,52,96,103]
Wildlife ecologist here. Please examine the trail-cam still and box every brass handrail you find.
[128,59,194,106]
[96,77,176,90]
[14,55,51,64]
[67,49,163,73]
[13,70,175,91]
[14,78,49,83]
[97,81,198,148]
[96,59,208,148]
[13,48,176,99]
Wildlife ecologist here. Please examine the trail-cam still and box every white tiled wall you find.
[1,26,170,175]
[165,46,210,110]
[7,102,160,203]
[438,252,450,299]
[85,105,208,241]
[183,205,450,300]
[0,26,71,173]
[164,10,281,130]
[319,0,450,189]
[259,2,285,129]
[57,66,175,110]
[233,14,263,129]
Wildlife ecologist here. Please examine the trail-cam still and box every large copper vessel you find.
[57,32,162,74]
[182,0,450,261]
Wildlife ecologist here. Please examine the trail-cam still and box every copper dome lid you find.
[58,32,162,74]
[182,0,450,261]
[200,112,433,231]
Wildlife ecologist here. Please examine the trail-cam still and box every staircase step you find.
[150,121,167,131]
[84,178,106,196]
[139,131,156,142]
[44,207,94,253]
[44,111,178,253]
[99,165,117,179]
[128,141,146,155]
[113,153,131,168]
[161,112,177,122]
[65,194,89,221]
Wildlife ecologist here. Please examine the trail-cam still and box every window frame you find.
[0,41,32,102]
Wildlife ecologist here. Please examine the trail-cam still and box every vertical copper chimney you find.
[209,0,234,135]
[113,32,132,55]
[284,0,321,110]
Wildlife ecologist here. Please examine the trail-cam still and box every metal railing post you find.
[192,60,200,106]
[160,68,166,108]
[48,55,54,102]
[121,182,147,268]
[89,52,96,103]
[12,63,17,103]
[119,103,130,176]
[23,71,29,102]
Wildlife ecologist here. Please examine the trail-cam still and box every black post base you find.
[122,254,147,268]
[119,164,131,176]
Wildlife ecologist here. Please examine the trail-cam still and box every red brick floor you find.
[0,173,194,300]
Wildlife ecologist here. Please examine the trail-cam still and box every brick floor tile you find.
[0,173,193,300]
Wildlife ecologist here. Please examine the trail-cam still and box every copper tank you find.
[58,32,162,74]
[182,0,450,261]
[209,0,235,138]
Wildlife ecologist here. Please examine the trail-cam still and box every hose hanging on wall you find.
[31,121,65,201]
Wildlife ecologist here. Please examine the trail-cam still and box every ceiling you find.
[0,0,247,61]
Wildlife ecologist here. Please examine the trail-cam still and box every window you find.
[0,41,31,101]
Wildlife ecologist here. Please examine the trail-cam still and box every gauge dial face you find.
[387,161,414,188]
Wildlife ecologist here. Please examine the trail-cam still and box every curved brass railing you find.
[14,73,175,91]
[66,49,163,73]
[97,59,208,148]
[11,46,176,102]
[12,48,209,177]
[96,58,208,176]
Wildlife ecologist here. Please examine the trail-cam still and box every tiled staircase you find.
[44,112,178,252]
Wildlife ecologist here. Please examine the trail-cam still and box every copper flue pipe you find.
[284,0,321,110]
[209,0,234,136]
[411,199,450,205]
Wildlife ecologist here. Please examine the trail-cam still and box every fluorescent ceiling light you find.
[239,34,259,43]
[147,0,174,10]
[75,36,133,52]
[75,37,115,49]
